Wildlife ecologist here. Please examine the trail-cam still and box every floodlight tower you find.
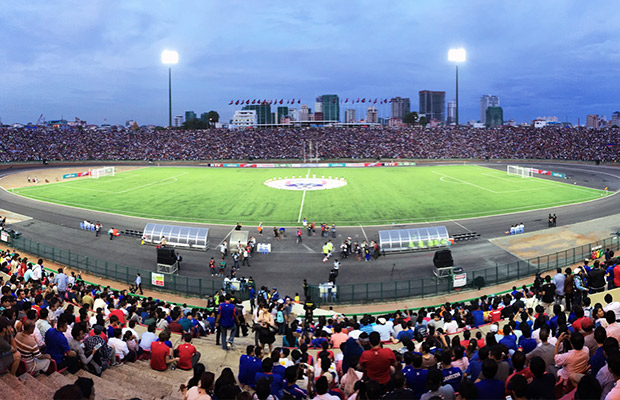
[448,48,466,125]
[161,50,179,128]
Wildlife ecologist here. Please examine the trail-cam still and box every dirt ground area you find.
[0,165,144,190]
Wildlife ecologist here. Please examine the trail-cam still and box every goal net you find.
[90,166,115,179]
[507,165,533,178]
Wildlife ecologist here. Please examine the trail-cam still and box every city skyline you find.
[1,1,619,126]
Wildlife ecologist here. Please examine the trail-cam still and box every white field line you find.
[117,173,187,194]
[359,224,368,241]
[451,220,471,232]
[296,169,311,223]
[432,171,498,193]
[46,173,187,194]
[480,172,528,183]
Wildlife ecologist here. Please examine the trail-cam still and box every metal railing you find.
[8,236,248,301]
[309,236,620,305]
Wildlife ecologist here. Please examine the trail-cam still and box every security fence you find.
[308,236,620,306]
[7,235,248,301]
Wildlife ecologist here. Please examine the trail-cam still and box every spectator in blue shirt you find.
[440,351,462,391]
[238,345,257,386]
[216,295,238,351]
[465,346,488,381]
[255,358,283,398]
[282,365,312,399]
[518,325,537,354]
[475,359,505,400]
[392,321,414,344]
[45,314,79,373]
[589,328,612,377]
[402,352,428,400]
[472,305,485,327]
[499,325,517,351]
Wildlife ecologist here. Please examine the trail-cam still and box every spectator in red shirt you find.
[168,311,184,335]
[150,332,179,371]
[175,333,200,370]
[504,351,533,395]
[108,302,125,326]
[359,331,397,387]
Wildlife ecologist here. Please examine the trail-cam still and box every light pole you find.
[161,50,179,128]
[448,48,466,125]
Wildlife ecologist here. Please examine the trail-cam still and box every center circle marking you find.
[264,177,347,191]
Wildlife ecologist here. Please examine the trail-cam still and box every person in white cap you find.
[372,317,394,342]
[490,323,503,344]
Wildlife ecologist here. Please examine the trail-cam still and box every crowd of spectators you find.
[4,245,620,399]
[1,125,620,162]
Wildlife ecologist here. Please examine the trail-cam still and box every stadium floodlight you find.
[448,48,466,125]
[161,50,179,128]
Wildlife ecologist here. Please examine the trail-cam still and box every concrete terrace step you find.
[104,366,173,399]
[48,370,75,388]
[75,368,145,400]
[19,372,57,399]
[3,372,41,398]
[0,374,31,400]
[120,361,185,399]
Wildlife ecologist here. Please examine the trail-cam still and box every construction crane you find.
[36,114,45,126]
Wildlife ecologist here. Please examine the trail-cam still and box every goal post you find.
[90,166,115,179]
[507,165,533,178]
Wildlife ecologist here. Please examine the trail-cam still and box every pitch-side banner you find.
[208,162,415,168]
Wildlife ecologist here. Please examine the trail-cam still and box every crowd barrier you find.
[5,234,619,306]
[7,235,248,301]
[309,236,620,305]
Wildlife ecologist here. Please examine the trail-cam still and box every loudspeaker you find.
[433,249,453,268]
[157,248,176,265]
[474,276,486,290]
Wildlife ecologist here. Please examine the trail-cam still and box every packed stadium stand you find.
[1,126,620,162]
[2,125,620,399]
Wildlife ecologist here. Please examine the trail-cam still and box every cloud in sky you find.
[0,0,619,125]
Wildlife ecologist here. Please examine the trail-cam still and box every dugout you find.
[143,223,209,250]
[379,226,451,253]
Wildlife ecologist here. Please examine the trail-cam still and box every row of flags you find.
[228,98,396,106]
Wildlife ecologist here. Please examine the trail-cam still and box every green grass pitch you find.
[9,165,609,226]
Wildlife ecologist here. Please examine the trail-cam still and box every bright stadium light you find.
[448,48,466,125]
[448,48,466,63]
[161,50,179,127]
[161,50,179,65]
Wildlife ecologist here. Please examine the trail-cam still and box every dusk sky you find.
[1,1,619,126]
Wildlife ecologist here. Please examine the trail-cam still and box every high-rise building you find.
[611,111,620,127]
[419,91,446,122]
[586,114,599,129]
[447,101,456,125]
[318,95,340,122]
[345,109,356,123]
[288,108,298,122]
[366,107,378,124]
[185,111,197,122]
[232,110,257,128]
[277,107,289,123]
[242,103,272,125]
[485,107,503,127]
[314,112,324,121]
[314,101,323,113]
[391,97,410,119]
[480,95,500,125]
[299,105,310,121]
[173,115,184,127]
[200,112,209,123]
